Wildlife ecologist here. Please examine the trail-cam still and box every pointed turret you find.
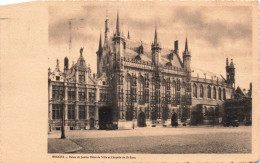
[116,11,120,36]
[182,37,191,73]
[98,33,103,53]
[154,26,158,45]
[185,37,188,52]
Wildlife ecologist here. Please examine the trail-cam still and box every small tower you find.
[183,37,191,72]
[96,33,103,77]
[229,59,235,87]
[151,26,161,66]
[226,58,230,81]
[112,11,125,70]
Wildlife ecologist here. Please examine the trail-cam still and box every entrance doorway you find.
[99,106,113,130]
[171,112,178,127]
[89,118,95,129]
[137,112,146,127]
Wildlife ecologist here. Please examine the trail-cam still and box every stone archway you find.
[137,112,146,127]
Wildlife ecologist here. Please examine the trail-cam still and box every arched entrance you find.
[171,112,178,127]
[99,106,113,130]
[89,118,95,129]
[137,112,146,127]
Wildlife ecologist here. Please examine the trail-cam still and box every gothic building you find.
[48,12,236,130]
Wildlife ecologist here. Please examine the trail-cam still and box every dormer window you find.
[56,76,60,81]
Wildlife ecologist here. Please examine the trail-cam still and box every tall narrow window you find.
[79,71,85,82]
[89,90,96,103]
[213,87,216,99]
[52,104,62,120]
[171,81,176,106]
[199,85,204,98]
[207,85,211,99]
[193,84,197,98]
[223,88,226,100]
[126,74,131,104]
[161,80,166,102]
[68,87,75,100]
[218,88,222,100]
[67,105,75,120]
[89,106,95,116]
[138,76,144,104]
[52,85,64,100]
[79,105,86,120]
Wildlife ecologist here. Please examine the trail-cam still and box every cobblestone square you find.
[48,126,251,154]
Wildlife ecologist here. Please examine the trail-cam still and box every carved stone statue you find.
[80,47,84,56]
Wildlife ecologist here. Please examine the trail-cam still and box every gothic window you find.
[199,84,204,98]
[52,85,64,100]
[52,104,62,120]
[181,82,186,102]
[193,84,197,98]
[218,88,222,100]
[132,73,137,86]
[213,87,216,99]
[166,78,171,104]
[171,81,176,106]
[145,89,149,103]
[89,90,96,103]
[223,88,226,100]
[177,79,180,91]
[161,79,166,102]
[150,78,155,102]
[89,106,95,116]
[79,71,85,82]
[207,85,211,99]
[67,105,75,120]
[68,87,75,100]
[79,105,86,120]
[126,74,131,104]
[138,76,144,104]
[78,88,86,101]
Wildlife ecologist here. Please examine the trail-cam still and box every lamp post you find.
[61,97,66,139]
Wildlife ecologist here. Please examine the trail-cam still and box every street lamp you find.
[61,97,66,139]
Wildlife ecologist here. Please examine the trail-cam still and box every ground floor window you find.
[52,104,62,120]
[68,105,75,120]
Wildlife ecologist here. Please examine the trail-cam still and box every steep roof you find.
[123,38,183,68]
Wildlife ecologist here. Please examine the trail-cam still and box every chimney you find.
[64,57,69,72]
[174,40,178,54]
[93,73,96,79]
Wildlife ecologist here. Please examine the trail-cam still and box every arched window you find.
[199,84,204,98]
[213,87,216,99]
[223,88,226,100]
[193,84,197,98]
[126,74,131,104]
[218,88,222,100]
[171,81,176,105]
[138,76,144,104]
[161,79,166,102]
[207,85,211,99]
[150,78,155,102]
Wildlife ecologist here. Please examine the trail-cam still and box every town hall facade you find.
[48,12,236,130]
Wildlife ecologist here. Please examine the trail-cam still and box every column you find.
[96,87,100,102]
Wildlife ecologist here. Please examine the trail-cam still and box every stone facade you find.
[48,12,235,130]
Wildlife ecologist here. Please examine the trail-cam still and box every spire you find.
[230,59,234,68]
[116,11,120,36]
[185,37,188,52]
[105,9,110,40]
[154,25,158,44]
[98,33,102,52]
